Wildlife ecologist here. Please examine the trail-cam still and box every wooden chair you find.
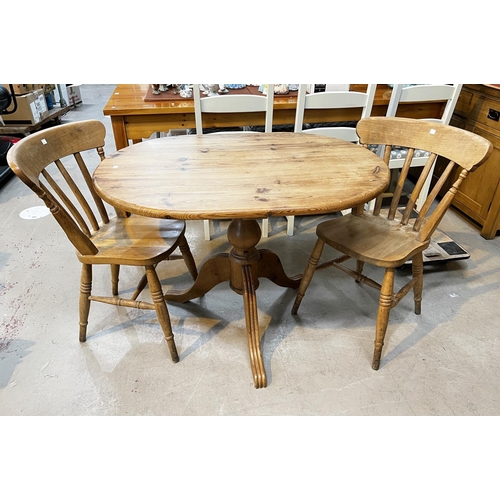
[292,117,492,370]
[7,119,198,363]
[373,84,463,212]
[288,83,377,235]
[193,84,274,240]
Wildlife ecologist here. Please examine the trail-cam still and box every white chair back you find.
[294,84,377,143]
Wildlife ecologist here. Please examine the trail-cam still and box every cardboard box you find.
[67,84,82,106]
[53,85,69,107]
[1,84,45,95]
[0,89,49,124]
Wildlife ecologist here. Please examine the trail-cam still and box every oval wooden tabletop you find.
[93,132,389,220]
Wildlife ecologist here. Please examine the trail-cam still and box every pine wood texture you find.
[93,132,389,388]
[292,117,493,370]
[7,120,198,362]
[93,132,389,220]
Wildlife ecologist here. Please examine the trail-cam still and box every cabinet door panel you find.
[454,124,500,223]
[454,89,474,117]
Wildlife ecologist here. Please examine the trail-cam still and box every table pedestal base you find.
[164,219,301,388]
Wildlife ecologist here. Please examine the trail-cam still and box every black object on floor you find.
[0,135,20,185]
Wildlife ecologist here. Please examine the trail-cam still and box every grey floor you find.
[2,84,500,416]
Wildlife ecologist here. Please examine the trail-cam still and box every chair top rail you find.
[358,116,493,242]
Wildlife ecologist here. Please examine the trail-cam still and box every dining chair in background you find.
[292,116,492,370]
[7,120,199,363]
[193,84,274,240]
[371,83,463,212]
[288,83,377,236]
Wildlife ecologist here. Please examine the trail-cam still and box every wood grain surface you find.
[93,132,389,220]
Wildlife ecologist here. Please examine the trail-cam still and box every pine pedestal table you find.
[92,132,389,388]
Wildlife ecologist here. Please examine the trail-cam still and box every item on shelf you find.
[179,85,192,98]
[274,84,289,94]
[151,84,171,95]
[171,84,192,98]
[207,84,219,97]
[225,84,246,89]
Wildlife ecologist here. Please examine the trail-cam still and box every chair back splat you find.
[373,83,463,212]
[7,120,198,362]
[9,120,108,255]
[358,117,491,242]
[292,116,492,370]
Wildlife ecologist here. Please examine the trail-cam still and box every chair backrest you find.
[294,84,377,142]
[193,84,274,134]
[386,84,462,125]
[376,84,464,212]
[356,117,493,242]
[7,119,108,256]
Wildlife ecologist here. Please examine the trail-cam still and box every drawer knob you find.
[487,108,500,122]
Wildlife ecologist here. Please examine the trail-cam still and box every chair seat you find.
[316,212,430,267]
[78,215,186,266]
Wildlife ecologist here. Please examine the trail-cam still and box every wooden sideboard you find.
[435,84,500,239]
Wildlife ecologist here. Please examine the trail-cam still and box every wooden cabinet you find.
[438,85,500,239]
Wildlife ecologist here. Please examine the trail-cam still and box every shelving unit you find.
[0,104,70,136]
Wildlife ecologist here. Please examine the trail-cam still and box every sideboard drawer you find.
[471,97,500,135]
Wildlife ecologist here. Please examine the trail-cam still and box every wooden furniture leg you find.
[373,268,395,370]
[164,218,300,388]
[412,252,423,315]
[145,265,179,363]
[79,264,92,342]
[110,116,128,150]
[111,264,120,295]
[291,238,325,315]
[178,233,199,281]
[242,265,266,388]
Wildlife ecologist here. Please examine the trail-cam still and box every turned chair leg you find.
[412,252,423,315]
[355,260,364,283]
[373,267,395,370]
[145,265,179,363]
[178,234,198,281]
[79,264,92,342]
[292,238,325,315]
[111,264,120,296]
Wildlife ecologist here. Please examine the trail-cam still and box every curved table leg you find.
[242,265,267,388]
[164,218,299,388]
[164,253,231,303]
[257,249,302,288]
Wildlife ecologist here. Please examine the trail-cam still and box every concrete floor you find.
[1,84,500,416]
